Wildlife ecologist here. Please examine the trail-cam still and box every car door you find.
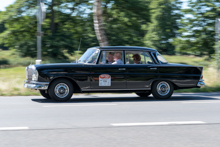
[90,50,126,89]
[125,50,158,89]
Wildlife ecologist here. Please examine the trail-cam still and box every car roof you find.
[90,46,157,52]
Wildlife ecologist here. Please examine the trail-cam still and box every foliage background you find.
[0,0,220,59]
[0,0,220,95]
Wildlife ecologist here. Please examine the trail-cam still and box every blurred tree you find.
[0,12,8,50]
[172,0,220,58]
[102,0,150,46]
[0,0,97,58]
[93,0,108,46]
[0,0,151,58]
[144,0,182,55]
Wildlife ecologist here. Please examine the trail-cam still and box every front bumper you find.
[24,81,49,90]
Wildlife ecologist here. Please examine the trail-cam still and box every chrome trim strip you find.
[82,88,151,92]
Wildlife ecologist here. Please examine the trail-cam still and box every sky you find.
[0,0,16,11]
[0,0,189,11]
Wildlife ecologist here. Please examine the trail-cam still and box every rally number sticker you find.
[99,74,111,86]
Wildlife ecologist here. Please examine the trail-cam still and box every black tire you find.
[135,91,151,98]
[48,79,74,102]
[39,90,51,99]
[152,81,174,100]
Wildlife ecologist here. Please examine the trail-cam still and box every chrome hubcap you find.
[54,83,69,98]
[157,81,170,96]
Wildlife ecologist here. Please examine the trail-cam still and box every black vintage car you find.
[24,46,205,102]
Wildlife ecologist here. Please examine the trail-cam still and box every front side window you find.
[156,52,168,64]
[78,48,100,64]
[98,51,124,65]
[126,51,154,64]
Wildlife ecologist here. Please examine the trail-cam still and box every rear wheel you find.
[48,79,74,102]
[39,90,51,99]
[135,91,151,98]
[152,81,174,100]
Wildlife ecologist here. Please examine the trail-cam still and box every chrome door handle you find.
[119,68,126,70]
[150,68,157,70]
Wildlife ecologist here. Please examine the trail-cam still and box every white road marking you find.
[0,127,29,131]
[111,121,206,127]
[43,103,117,107]
[182,101,220,104]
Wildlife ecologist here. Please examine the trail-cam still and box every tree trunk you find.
[50,0,55,36]
[93,0,108,47]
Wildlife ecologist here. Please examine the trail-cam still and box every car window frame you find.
[124,50,155,65]
[151,52,160,64]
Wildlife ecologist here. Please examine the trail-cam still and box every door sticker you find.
[99,74,111,86]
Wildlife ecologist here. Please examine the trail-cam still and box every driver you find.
[107,52,114,64]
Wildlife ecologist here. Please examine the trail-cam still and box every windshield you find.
[156,52,168,64]
[78,48,100,64]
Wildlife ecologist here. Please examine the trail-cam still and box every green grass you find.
[0,50,219,96]
[163,55,211,68]
[0,49,83,67]
[0,67,41,96]
[0,50,35,67]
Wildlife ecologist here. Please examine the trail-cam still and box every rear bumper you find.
[24,81,49,90]
[197,80,205,87]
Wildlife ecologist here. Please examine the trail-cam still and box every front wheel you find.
[48,79,74,102]
[152,81,174,100]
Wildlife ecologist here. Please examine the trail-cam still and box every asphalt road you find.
[1,92,220,147]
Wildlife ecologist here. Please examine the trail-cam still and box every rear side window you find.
[125,51,154,64]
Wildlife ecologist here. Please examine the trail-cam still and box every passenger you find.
[107,52,114,64]
[132,54,141,64]
[112,52,123,64]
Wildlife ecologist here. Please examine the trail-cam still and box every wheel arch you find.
[48,76,82,93]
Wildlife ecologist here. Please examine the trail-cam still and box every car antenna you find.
[76,38,82,63]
